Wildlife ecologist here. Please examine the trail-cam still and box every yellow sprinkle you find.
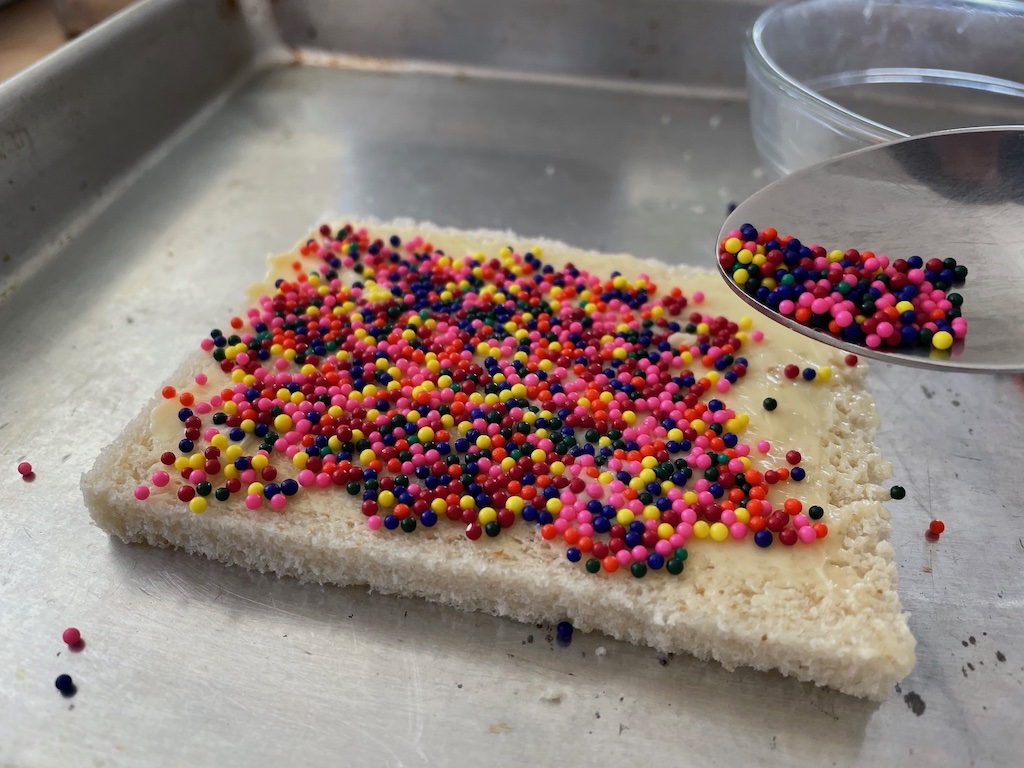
[932,330,953,350]
[616,509,635,525]
[247,482,264,496]
[478,507,497,525]
[377,490,395,508]
[657,523,674,539]
[274,414,293,432]
[709,522,729,541]
[693,520,710,539]
[189,497,207,514]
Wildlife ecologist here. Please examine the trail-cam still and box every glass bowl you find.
[746,0,1024,176]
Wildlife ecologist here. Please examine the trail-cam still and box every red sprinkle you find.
[844,354,859,366]
[17,461,32,477]
[929,520,945,535]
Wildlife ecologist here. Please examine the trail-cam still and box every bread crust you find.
[82,218,915,699]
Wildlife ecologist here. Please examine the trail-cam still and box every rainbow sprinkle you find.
[719,224,968,354]
[137,224,833,578]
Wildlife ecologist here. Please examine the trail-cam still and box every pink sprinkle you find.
[152,471,170,487]
[62,628,82,646]
[194,373,208,385]
[270,494,287,511]
[692,291,705,303]
[757,440,771,454]
[798,526,817,543]
[751,330,765,342]
[730,523,748,539]
[245,494,262,510]
[367,515,383,530]
[134,486,150,501]
[17,462,32,477]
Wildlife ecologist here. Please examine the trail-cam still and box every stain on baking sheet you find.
[997,651,1006,662]
[903,691,926,716]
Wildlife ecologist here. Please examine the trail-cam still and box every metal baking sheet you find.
[1,1,1020,765]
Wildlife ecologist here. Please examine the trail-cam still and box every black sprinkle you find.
[903,691,926,716]
[54,674,76,698]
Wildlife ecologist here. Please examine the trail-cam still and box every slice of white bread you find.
[82,218,915,699]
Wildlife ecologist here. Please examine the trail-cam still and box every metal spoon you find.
[718,127,1024,372]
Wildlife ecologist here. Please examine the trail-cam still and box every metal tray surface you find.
[1,1,1021,766]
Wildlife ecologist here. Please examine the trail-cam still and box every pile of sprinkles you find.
[136,224,840,579]
[719,224,968,353]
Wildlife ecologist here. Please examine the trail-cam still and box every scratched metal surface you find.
[1,1,1022,766]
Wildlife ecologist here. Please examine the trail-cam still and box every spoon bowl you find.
[719,127,1024,372]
